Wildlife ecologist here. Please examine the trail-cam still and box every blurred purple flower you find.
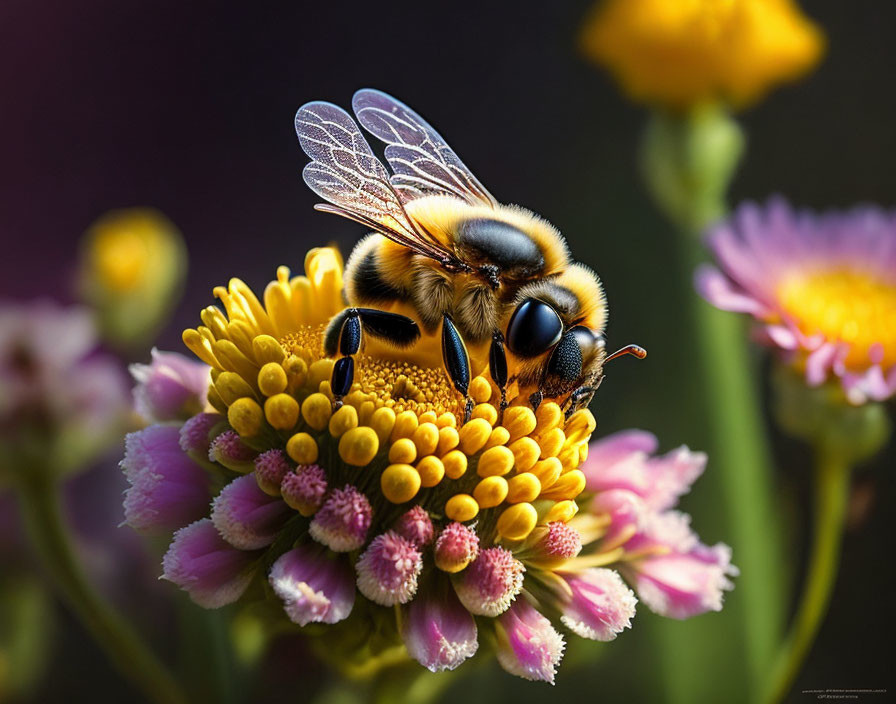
[130,348,209,423]
[0,300,129,478]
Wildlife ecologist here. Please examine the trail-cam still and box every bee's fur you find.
[299,90,631,411]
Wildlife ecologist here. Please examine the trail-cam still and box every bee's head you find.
[504,290,644,411]
[503,297,606,397]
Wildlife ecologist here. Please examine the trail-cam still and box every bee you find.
[295,89,644,419]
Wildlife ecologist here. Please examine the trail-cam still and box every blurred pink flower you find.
[697,198,896,404]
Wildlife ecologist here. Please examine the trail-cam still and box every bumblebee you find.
[295,89,644,419]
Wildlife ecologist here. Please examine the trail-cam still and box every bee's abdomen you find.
[457,219,545,277]
[347,240,405,304]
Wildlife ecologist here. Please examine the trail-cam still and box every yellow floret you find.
[338,427,379,467]
[497,502,538,540]
[228,397,264,437]
[473,476,509,508]
[445,494,479,522]
[264,393,300,431]
[381,464,421,503]
[286,432,318,465]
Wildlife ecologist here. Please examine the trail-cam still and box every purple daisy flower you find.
[697,198,896,404]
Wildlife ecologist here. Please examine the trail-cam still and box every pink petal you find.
[162,519,258,608]
[557,568,637,641]
[121,425,211,533]
[403,580,477,672]
[496,599,565,684]
[269,543,355,626]
[211,474,291,550]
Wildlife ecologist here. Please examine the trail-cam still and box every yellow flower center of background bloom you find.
[183,251,594,545]
[777,269,896,367]
[92,227,149,292]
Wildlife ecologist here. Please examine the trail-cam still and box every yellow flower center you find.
[777,269,896,367]
[183,251,594,544]
[91,227,150,292]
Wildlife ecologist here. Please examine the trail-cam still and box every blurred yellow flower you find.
[581,0,825,110]
[79,208,187,348]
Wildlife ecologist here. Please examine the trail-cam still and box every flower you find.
[78,209,187,348]
[580,0,825,110]
[130,348,210,423]
[574,430,737,619]
[697,198,896,404]
[123,247,731,682]
[0,301,129,479]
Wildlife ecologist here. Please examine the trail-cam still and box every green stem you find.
[17,474,187,704]
[686,239,785,693]
[764,452,851,704]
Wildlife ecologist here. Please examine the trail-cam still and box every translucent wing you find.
[352,89,497,207]
[295,101,462,266]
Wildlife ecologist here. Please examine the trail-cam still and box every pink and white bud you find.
[356,531,422,606]
[269,543,355,626]
[179,412,223,454]
[454,547,524,617]
[495,599,565,684]
[309,485,371,552]
[556,568,637,641]
[254,449,291,496]
[211,474,291,550]
[161,518,258,608]
[434,522,479,573]
[582,430,706,512]
[621,511,737,619]
[535,522,582,560]
[121,425,210,533]
[394,506,434,548]
[281,465,327,516]
[130,348,210,423]
[208,430,257,472]
[402,581,478,672]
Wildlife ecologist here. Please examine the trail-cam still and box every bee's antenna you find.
[606,344,647,363]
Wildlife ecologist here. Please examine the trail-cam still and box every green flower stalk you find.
[698,202,896,702]
[0,301,187,704]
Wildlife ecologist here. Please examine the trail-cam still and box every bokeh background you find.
[1,1,893,702]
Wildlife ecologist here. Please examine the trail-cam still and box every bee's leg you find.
[489,330,509,419]
[528,390,543,412]
[325,308,420,409]
[441,314,473,424]
[328,309,363,409]
[562,384,599,418]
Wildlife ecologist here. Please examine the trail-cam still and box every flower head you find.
[0,301,128,479]
[697,198,896,404]
[123,248,731,681]
[78,208,187,348]
[581,0,825,110]
[575,430,737,620]
[130,348,209,423]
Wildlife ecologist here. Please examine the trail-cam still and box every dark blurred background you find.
[1,1,893,702]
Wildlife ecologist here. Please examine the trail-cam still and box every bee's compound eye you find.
[505,299,563,358]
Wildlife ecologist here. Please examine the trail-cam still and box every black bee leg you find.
[324,308,420,409]
[489,330,509,419]
[562,384,599,418]
[528,390,543,412]
[441,314,473,424]
[329,309,363,409]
